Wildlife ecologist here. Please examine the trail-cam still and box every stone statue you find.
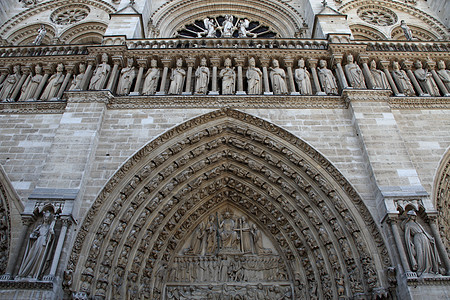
[404,210,440,275]
[219,58,236,95]
[41,63,65,100]
[400,20,413,41]
[219,211,238,250]
[294,58,312,95]
[195,57,210,94]
[204,18,217,38]
[318,59,338,95]
[190,222,206,255]
[222,15,235,38]
[142,59,160,95]
[246,57,262,95]
[116,58,137,95]
[392,61,415,96]
[168,58,186,95]
[69,63,86,91]
[17,210,56,279]
[239,216,252,253]
[369,60,390,89]
[89,53,110,90]
[414,60,440,96]
[238,19,256,38]
[32,25,46,46]
[344,54,366,89]
[205,215,218,255]
[269,59,288,95]
[0,65,21,101]
[20,64,44,101]
[436,60,450,91]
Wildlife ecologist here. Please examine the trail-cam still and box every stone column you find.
[308,59,325,95]
[183,57,195,95]
[80,57,95,91]
[332,54,348,89]
[0,216,34,279]
[260,57,272,95]
[426,60,449,96]
[358,54,375,89]
[380,60,400,96]
[209,57,220,95]
[57,64,75,99]
[11,66,30,101]
[403,60,425,96]
[34,65,51,100]
[106,56,122,92]
[284,57,299,95]
[156,57,171,95]
[43,218,72,281]
[387,215,411,274]
[428,216,450,275]
[235,57,246,95]
[131,58,147,95]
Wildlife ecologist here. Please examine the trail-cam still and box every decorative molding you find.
[0,280,53,290]
[0,101,66,114]
[388,96,450,109]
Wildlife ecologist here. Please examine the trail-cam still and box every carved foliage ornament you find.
[357,6,397,27]
[0,183,10,274]
[50,5,90,26]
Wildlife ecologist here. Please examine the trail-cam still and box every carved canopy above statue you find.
[66,109,393,299]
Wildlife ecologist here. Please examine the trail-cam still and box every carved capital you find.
[137,59,147,68]
[426,60,436,70]
[284,57,294,68]
[402,60,413,70]
[358,54,370,65]
[234,57,245,67]
[0,67,9,75]
[209,57,220,68]
[331,54,343,66]
[379,60,390,70]
[22,65,32,75]
[112,56,123,66]
[65,64,76,74]
[161,57,172,67]
[86,56,97,64]
[185,57,196,67]
[259,56,270,67]
[307,58,318,69]
[43,65,53,74]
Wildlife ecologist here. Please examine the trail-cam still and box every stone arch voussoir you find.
[66,109,393,299]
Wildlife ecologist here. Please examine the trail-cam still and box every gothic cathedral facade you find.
[0,0,449,299]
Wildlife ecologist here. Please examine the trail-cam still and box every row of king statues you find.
[0,54,449,101]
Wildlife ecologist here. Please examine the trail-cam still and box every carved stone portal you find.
[165,206,292,299]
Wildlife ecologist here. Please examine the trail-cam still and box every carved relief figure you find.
[392,61,415,96]
[116,58,137,95]
[269,59,288,95]
[0,65,21,101]
[89,53,110,90]
[168,58,186,95]
[69,63,86,91]
[294,58,312,95]
[20,64,43,101]
[142,59,160,95]
[219,58,236,95]
[436,60,450,91]
[205,215,218,255]
[32,25,46,46]
[222,15,235,38]
[238,19,256,38]
[239,216,252,253]
[40,63,64,100]
[369,60,390,89]
[17,210,56,279]
[246,57,262,95]
[404,210,440,275]
[318,60,338,95]
[195,57,210,94]
[414,60,440,96]
[344,54,366,89]
[400,20,413,41]
[190,222,206,255]
[219,211,238,250]
[204,18,217,38]
[251,223,271,255]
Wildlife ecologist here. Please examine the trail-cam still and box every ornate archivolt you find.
[433,148,450,256]
[59,22,107,44]
[0,0,115,45]
[349,24,388,40]
[391,24,439,41]
[6,23,56,46]
[0,178,11,275]
[65,109,393,299]
[339,0,449,40]
[150,0,305,38]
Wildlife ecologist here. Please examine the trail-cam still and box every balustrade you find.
[0,39,448,103]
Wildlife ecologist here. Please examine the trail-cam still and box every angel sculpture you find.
[204,18,217,38]
[238,19,256,38]
[222,15,235,38]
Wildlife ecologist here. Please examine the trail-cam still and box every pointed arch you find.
[59,22,107,44]
[433,148,450,256]
[350,24,388,40]
[65,109,393,299]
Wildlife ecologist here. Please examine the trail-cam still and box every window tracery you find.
[50,5,90,26]
[357,7,397,27]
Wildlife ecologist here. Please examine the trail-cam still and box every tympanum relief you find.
[165,207,292,299]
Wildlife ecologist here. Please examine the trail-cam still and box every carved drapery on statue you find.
[65,109,393,299]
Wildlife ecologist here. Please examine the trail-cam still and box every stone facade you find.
[0,0,449,299]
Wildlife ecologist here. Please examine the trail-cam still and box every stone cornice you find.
[0,101,66,114]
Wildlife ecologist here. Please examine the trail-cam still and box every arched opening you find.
[350,24,387,40]
[6,24,55,46]
[59,22,107,45]
[65,109,393,299]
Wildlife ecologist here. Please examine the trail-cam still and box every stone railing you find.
[0,38,448,104]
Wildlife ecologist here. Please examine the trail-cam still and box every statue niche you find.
[166,207,291,299]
